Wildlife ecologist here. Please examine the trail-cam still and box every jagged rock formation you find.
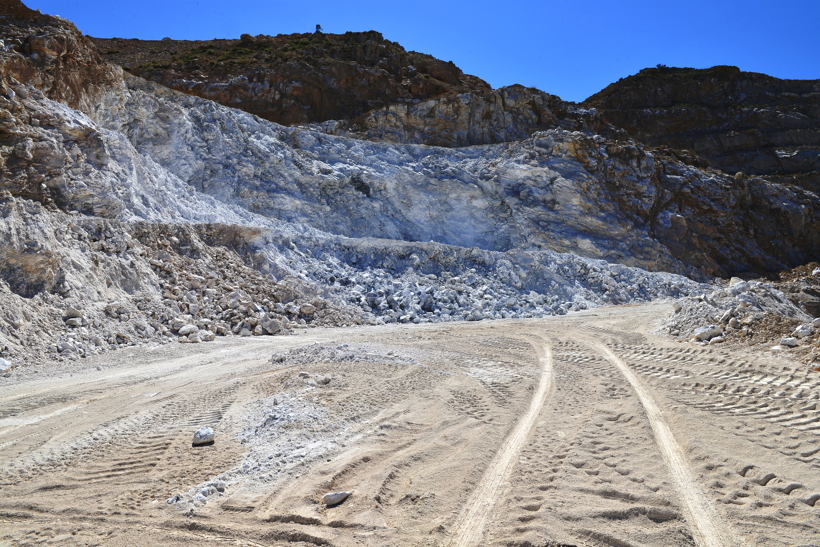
[91,74,819,279]
[585,66,820,193]
[92,31,490,126]
[0,3,121,115]
[1,0,819,370]
[312,84,624,147]
[92,34,620,148]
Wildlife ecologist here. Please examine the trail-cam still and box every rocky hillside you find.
[1,0,818,372]
[91,33,622,148]
[585,66,820,194]
[91,31,490,126]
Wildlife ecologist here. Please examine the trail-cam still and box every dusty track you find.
[446,338,553,547]
[1,303,819,547]
[593,343,738,547]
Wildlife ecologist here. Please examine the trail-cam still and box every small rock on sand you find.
[192,427,215,446]
[322,491,352,505]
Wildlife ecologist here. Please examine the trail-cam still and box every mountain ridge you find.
[584,65,820,194]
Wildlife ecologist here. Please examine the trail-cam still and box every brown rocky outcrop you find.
[315,84,626,147]
[92,31,490,126]
[585,66,820,193]
[0,0,121,114]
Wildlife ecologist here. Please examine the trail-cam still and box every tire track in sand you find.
[445,338,553,547]
[593,342,742,547]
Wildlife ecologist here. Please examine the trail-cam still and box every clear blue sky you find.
[28,0,820,103]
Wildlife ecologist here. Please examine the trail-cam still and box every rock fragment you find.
[793,324,815,339]
[322,491,352,506]
[693,325,723,342]
[64,308,84,319]
[780,337,800,347]
[178,324,198,336]
[192,427,215,446]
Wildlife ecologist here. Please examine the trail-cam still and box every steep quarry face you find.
[0,0,818,368]
[585,66,820,194]
[92,31,491,126]
[1,2,818,281]
[92,75,819,279]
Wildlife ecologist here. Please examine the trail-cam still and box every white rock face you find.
[92,77,694,276]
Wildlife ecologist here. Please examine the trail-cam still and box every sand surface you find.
[1,303,819,547]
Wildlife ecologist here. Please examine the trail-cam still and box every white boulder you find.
[322,491,352,505]
[178,324,198,336]
[192,427,215,446]
[693,325,723,342]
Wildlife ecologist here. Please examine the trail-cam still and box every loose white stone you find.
[322,491,352,505]
[693,325,722,342]
[64,308,84,319]
[793,324,815,339]
[178,324,198,336]
[192,427,215,446]
[780,337,799,347]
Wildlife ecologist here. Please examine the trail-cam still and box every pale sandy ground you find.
[1,303,819,547]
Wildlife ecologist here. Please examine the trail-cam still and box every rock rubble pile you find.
[283,237,706,324]
[661,278,820,363]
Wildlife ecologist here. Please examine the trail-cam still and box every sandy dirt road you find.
[1,303,819,546]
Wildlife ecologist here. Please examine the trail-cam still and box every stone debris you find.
[192,427,215,447]
[322,491,353,506]
[661,280,812,342]
[0,358,11,373]
[793,324,816,339]
[271,343,417,368]
[693,325,723,342]
[177,324,198,336]
[780,337,800,348]
[661,278,820,363]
